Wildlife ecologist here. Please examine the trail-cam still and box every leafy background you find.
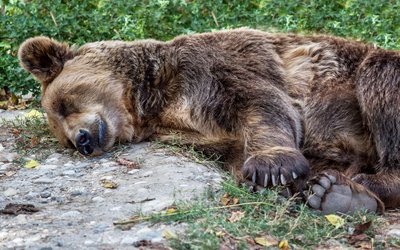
[1,0,399,97]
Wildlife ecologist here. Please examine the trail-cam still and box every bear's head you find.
[18,37,137,156]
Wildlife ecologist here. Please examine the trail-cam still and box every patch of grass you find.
[151,139,223,166]
[120,180,387,249]
[0,110,59,164]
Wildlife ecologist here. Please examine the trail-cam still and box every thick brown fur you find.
[18,29,400,211]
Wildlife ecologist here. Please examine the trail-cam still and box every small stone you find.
[110,206,122,211]
[387,229,400,238]
[84,240,95,245]
[26,192,39,200]
[39,247,53,250]
[4,188,18,196]
[33,178,54,184]
[62,170,76,176]
[76,163,90,169]
[70,191,83,197]
[54,197,65,203]
[93,223,109,233]
[0,152,19,162]
[92,196,105,202]
[40,191,51,198]
[63,161,75,168]
[121,236,137,245]
[15,214,28,224]
[128,169,139,175]
[38,164,58,170]
[61,210,81,218]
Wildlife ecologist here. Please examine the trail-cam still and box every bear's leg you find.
[307,170,384,214]
[352,171,400,208]
[355,50,400,209]
[240,90,309,191]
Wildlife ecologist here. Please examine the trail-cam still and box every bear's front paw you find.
[242,147,309,190]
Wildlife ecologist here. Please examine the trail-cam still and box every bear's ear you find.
[18,36,74,85]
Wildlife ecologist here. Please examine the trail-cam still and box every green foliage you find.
[1,0,399,96]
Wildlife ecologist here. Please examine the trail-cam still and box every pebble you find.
[62,170,76,176]
[15,215,27,224]
[93,224,109,234]
[84,240,95,246]
[92,196,105,202]
[76,163,90,169]
[38,165,58,170]
[4,188,18,196]
[63,162,75,168]
[70,190,83,197]
[61,211,81,218]
[40,191,52,198]
[33,178,54,184]
[120,236,137,245]
[128,169,139,175]
[0,152,19,163]
[387,229,400,238]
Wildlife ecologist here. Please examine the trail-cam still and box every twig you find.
[211,11,219,27]
[50,11,58,27]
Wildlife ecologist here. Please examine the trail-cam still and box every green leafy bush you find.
[1,0,399,97]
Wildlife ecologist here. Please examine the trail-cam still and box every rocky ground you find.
[0,110,222,249]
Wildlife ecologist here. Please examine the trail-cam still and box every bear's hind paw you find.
[307,171,380,214]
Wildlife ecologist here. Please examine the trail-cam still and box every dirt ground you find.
[0,110,223,249]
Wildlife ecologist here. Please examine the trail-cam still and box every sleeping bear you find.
[18,28,400,214]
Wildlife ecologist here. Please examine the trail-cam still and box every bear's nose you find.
[75,129,94,155]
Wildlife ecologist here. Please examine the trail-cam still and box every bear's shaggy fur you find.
[18,29,400,214]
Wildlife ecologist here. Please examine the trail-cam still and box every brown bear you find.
[18,28,400,214]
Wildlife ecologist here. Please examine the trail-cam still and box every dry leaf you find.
[354,221,372,235]
[117,157,141,169]
[100,179,118,189]
[325,214,345,228]
[11,128,20,136]
[162,229,178,239]
[228,211,245,223]
[5,171,17,177]
[166,208,177,215]
[216,231,226,237]
[279,240,290,250]
[232,197,239,204]
[25,160,39,169]
[254,235,279,247]
[31,136,39,146]
[25,109,44,118]
[221,194,231,206]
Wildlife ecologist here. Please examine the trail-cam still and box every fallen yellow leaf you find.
[279,239,290,250]
[325,214,345,228]
[228,211,245,223]
[25,160,39,169]
[162,229,178,239]
[216,231,226,237]
[100,179,118,189]
[166,208,177,215]
[25,109,44,118]
[254,236,278,247]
